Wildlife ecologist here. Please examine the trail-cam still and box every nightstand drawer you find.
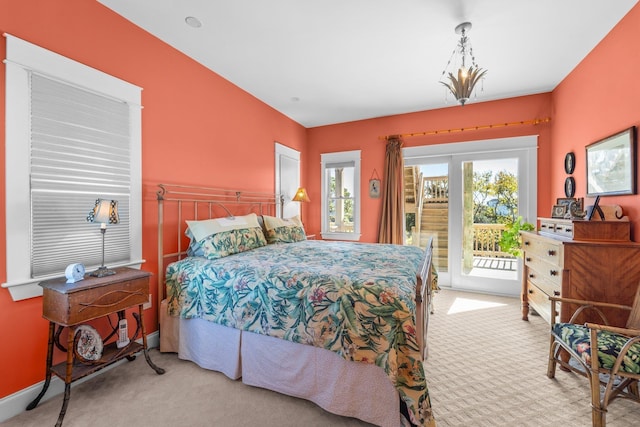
[65,278,148,324]
[41,268,151,325]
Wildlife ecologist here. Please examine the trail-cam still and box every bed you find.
[156,184,436,427]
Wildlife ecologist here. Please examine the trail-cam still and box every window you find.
[2,34,143,301]
[321,150,361,241]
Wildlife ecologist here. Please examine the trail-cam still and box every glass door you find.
[405,161,451,286]
[403,136,537,296]
[450,155,522,294]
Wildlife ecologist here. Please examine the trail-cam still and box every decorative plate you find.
[74,325,103,363]
[564,152,575,175]
[564,176,576,198]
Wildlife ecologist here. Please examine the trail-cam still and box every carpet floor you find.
[3,289,640,426]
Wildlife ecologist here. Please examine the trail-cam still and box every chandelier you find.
[440,22,487,106]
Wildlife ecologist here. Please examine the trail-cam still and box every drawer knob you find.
[529,273,535,278]
[547,250,556,256]
[528,289,534,294]
[524,241,530,246]
[549,270,558,276]
[525,257,532,262]
[553,291,560,296]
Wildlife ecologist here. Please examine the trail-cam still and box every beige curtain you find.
[378,137,404,244]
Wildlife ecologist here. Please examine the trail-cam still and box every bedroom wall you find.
[0,0,306,400]
[305,2,640,243]
[550,3,640,241]
[305,93,554,242]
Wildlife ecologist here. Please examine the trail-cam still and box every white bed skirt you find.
[160,301,401,427]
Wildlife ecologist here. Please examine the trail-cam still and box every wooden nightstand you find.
[27,267,165,426]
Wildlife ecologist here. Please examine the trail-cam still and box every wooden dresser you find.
[521,217,640,327]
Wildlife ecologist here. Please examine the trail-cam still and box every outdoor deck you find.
[473,256,517,271]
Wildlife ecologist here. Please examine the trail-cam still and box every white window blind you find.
[30,74,131,277]
[3,34,143,301]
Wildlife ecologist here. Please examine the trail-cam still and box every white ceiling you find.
[98,0,638,128]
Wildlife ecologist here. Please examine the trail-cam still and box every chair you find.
[547,283,640,427]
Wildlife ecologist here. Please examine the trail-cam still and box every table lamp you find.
[86,198,119,277]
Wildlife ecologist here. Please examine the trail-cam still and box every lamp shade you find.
[292,187,310,203]
[87,199,119,225]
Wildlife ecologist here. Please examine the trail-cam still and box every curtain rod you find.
[379,117,551,140]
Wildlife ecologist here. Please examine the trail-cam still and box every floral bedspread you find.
[166,240,435,426]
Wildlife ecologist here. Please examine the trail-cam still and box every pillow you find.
[262,215,306,244]
[185,213,266,259]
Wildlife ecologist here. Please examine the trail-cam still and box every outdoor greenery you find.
[473,170,518,224]
[328,176,354,226]
[405,167,531,254]
[499,216,535,257]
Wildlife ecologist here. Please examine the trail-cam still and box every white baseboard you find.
[0,331,159,423]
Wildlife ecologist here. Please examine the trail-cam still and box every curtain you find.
[378,137,404,244]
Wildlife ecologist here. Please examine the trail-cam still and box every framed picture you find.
[369,179,381,198]
[551,204,568,219]
[556,197,575,207]
[586,127,637,196]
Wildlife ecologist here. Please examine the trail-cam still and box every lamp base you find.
[90,266,117,278]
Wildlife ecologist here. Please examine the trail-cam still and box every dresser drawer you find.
[526,282,553,324]
[525,270,560,299]
[524,256,562,288]
[521,234,563,267]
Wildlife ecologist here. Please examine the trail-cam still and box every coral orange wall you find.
[0,0,305,399]
[551,4,640,241]
[2,0,640,409]
[305,94,554,242]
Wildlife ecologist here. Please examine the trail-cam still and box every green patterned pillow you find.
[199,227,267,259]
[262,215,306,244]
[185,213,267,259]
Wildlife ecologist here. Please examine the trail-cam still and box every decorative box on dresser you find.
[521,217,640,327]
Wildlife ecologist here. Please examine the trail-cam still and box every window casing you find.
[2,34,143,301]
[321,150,361,241]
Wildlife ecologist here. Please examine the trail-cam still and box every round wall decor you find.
[564,152,575,174]
[564,176,576,198]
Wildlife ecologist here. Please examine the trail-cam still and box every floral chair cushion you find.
[553,323,640,374]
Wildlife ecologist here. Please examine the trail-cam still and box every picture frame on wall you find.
[369,179,381,198]
[586,127,637,196]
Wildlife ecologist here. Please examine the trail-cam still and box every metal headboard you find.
[156,183,283,313]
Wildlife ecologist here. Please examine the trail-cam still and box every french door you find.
[404,136,537,296]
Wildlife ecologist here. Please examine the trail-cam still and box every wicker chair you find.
[547,284,640,427]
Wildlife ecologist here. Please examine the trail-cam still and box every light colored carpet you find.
[3,289,640,426]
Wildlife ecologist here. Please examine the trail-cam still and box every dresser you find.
[521,218,640,327]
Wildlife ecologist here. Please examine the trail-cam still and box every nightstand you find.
[27,267,165,426]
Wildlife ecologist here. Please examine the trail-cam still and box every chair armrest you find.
[550,296,632,326]
[585,323,640,337]
[549,295,632,311]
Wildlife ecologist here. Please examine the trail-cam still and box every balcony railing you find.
[473,223,513,258]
